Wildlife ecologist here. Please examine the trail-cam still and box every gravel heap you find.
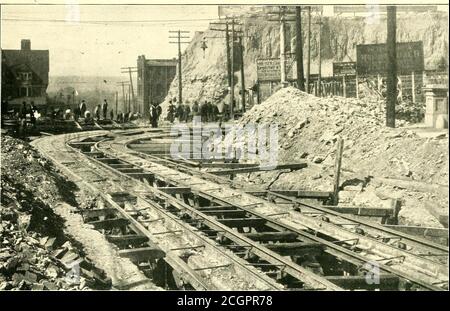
[219,87,448,227]
[1,136,111,290]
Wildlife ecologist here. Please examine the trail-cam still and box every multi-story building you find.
[137,55,177,117]
[1,39,49,107]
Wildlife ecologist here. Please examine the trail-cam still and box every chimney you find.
[21,39,31,50]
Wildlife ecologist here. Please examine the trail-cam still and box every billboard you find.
[356,41,424,75]
[256,58,295,82]
[333,62,357,76]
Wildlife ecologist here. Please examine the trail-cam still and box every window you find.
[20,72,32,81]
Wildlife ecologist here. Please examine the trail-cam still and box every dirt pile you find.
[221,87,448,227]
[1,135,111,290]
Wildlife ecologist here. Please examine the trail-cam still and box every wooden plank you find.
[106,235,149,247]
[201,163,260,168]
[116,168,143,174]
[196,206,235,211]
[87,218,130,230]
[332,138,344,205]
[243,232,298,242]
[323,206,394,217]
[158,187,191,195]
[247,190,332,199]
[202,209,247,218]
[218,217,266,228]
[325,274,399,290]
[264,242,324,256]
[118,247,165,262]
[384,225,449,238]
[210,163,307,175]
[69,141,96,146]
[109,163,135,169]
[79,208,117,219]
[97,158,121,164]
[126,172,154,180]
[82,151,104,156]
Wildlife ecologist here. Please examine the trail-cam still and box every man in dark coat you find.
[94,105,100,121]
[183,102,191,122]
[176,102,184,122]
[79,100,87,117]
[167,100,175,123]
[200,100,208,122]
[102,99,108,119]
[192,101,200,118]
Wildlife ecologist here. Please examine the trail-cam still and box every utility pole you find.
[210,19,245,119]
[115,91,118,118]
[238,35,246,112]
[230,18,235,119]
[317,9,323,97]
[268,7,296,86]
[225,22,232,89]
[128,85,131,113]
[121,67,137,112]
[279,8,287,85]
[306,6,311,93]
[169,30,190,105]
[386,6,397,128]
[295,6,305,91]
[117,81,128,114]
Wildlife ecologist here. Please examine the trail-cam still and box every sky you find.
[1,2,448,78]
[1,4,219,77]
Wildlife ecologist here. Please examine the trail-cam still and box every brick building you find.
[137,55,177,117]
[1,39,49,107]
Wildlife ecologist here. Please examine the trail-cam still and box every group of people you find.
[166,98,230,124]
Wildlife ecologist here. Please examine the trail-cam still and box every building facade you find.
[1,39,49,107]
[137,55,177,117]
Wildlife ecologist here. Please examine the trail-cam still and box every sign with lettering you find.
[356,41,424,75]
[256,58,295,82]
[333,62,357,76]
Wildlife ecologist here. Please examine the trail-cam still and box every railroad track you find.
[33,129,449,291]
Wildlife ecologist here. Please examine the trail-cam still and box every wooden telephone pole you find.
[306,6,311,93]
[169,30,190,105]
[386,6,397,128]
[121,67,137,112]
[317,9,323,96]
[295,6,305,91]
[268,7,304,88]
[116,81,129,113]
[210,18,243,119]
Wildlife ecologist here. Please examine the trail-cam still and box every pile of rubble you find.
[223,87,448,227]
[1,135,111,290]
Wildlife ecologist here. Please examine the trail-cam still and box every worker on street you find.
[192,101,200,119]
[200,100,208,122]
[167,100,175,123]
[94,105,100,121]
[102,99,108,119]
[79,100,87,117]
[176,102,184,122]
[149,102,161,128]
[183,101,191,122]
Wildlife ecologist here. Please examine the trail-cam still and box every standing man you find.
[183,101,191,123]
[176,101,184,122]
[167,100,175,123]
[192,101,200,119]
[102,99,108,120]
[94,104,100,121]
[79,100,87,118]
